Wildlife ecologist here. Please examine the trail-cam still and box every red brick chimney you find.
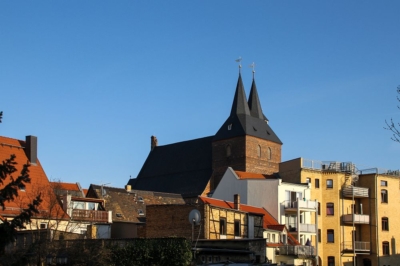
[151,135,158,151]
[234,194,240,210]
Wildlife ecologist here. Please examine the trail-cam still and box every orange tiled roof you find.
[0,136,69,220]
[234,170,276,180]
[51,182,80,191]
[266,224,285,232]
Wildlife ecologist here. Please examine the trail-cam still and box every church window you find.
[226,145,231,157]
[257,145,261,158]
[267,147,272,160]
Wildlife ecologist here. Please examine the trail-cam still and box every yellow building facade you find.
[280,158,400,266]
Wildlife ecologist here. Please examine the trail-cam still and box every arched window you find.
[267,147,272,160]
[257,145,261,158]
[226,145,231,157]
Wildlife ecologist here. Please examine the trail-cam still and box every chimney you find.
[25,135,37,165]
[125,185,132,192]
[234,194,240,210]
[151,135,158,150]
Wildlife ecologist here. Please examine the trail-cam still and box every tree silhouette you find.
[385,86,400,143]
[0,111,42,252]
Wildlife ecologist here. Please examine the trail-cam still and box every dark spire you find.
[248,78,265,120]
[230,73,250,117]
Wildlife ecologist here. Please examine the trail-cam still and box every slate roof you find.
[0,136,68,220]
[214,74,282,144]
[128,136,213,197]
[87,185,185,223]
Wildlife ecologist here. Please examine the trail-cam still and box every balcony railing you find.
[287,223,316,234]
[342,186,369,198]
[283,200,317,210]
[341,241,370,253]
[277,245,316,257]
[342,214,370,224]
[71,209,109,223]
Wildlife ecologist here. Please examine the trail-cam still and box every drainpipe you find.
[375,172,379,266]
[315,199,319,266]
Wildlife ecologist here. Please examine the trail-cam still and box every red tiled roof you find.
[0,136,69,220]
[51,182,80,191]
[82,189,88,196]
[234,170,277,180]
[266,224,285,232]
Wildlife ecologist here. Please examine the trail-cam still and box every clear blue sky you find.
[1,1,400,189]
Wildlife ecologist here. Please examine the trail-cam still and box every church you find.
[127,70,282,198]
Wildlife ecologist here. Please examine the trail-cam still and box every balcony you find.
[283,200,317,211]
[277,245,316,257]
[342,214,369,224]
[71,209,109,223]
[342,186,369,198]
[287,223,317,234]
[342,241,370,254]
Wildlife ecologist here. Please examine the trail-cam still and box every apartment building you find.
[280,157,400,266]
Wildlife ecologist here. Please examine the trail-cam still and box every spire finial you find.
[249,62,255,79]
[235,56,242,73]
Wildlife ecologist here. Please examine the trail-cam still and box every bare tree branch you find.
[384,85,400,143]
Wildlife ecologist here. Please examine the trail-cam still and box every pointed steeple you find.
[230,73,250,117]
[248,78,264,119]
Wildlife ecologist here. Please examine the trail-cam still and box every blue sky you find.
[1,1,400,189]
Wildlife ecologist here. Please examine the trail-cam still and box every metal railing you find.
[342,214,369,224]
[277,245,316,257]
[299,223,317,233]
[341,241,370,252]
[342,186,369,198]
[282,200,317,210]
[71,209,109,222]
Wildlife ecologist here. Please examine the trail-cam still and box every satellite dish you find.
[189,209,201,225]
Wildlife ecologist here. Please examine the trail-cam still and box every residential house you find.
[86,184,185,238]
[145,195,306,264]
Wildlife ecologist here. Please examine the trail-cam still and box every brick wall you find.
[210,136,282,191]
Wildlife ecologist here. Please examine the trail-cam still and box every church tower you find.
[210,72,282,191]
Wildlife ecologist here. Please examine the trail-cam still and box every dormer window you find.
[18,184,26,191]
[138,209,144,216]
[228,124,232,130]
[138,196,144,203]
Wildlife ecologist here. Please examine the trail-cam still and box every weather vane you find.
[249,62,255,78]
[235,56,242,73]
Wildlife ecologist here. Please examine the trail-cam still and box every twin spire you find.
[230,73,267,121]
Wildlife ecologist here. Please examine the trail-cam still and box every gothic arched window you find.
[226,145,231,157]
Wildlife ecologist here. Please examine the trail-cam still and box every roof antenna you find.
[249,62,255,79]
[235,56,242,74]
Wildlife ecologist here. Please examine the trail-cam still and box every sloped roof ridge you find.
[91,184,183,197]
[153,135,214,148]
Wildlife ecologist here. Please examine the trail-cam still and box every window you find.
[282,234,287,244]
[272,234,275,243]
[315,178,320,188]
[228,124,232,130]
[381,180,388,186]
[318,229,321,243]
[234,220,240,236]
[327,229,334,243]
[318,202,321,215]
[267,147,272,160]
[328,256,335,266]
[326,203,334,215]
[326,179,333,188]
[266,233,270,242]
[382,217,389,231]
[226,145,231,157]
[383,241,390,255]
[220,219,226,235]
[306,177,311,184]
[138,209,144,216]
[18,184,26,191]
[381,189,388,203]
[40,223,47,229]
[257,145,261,158]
